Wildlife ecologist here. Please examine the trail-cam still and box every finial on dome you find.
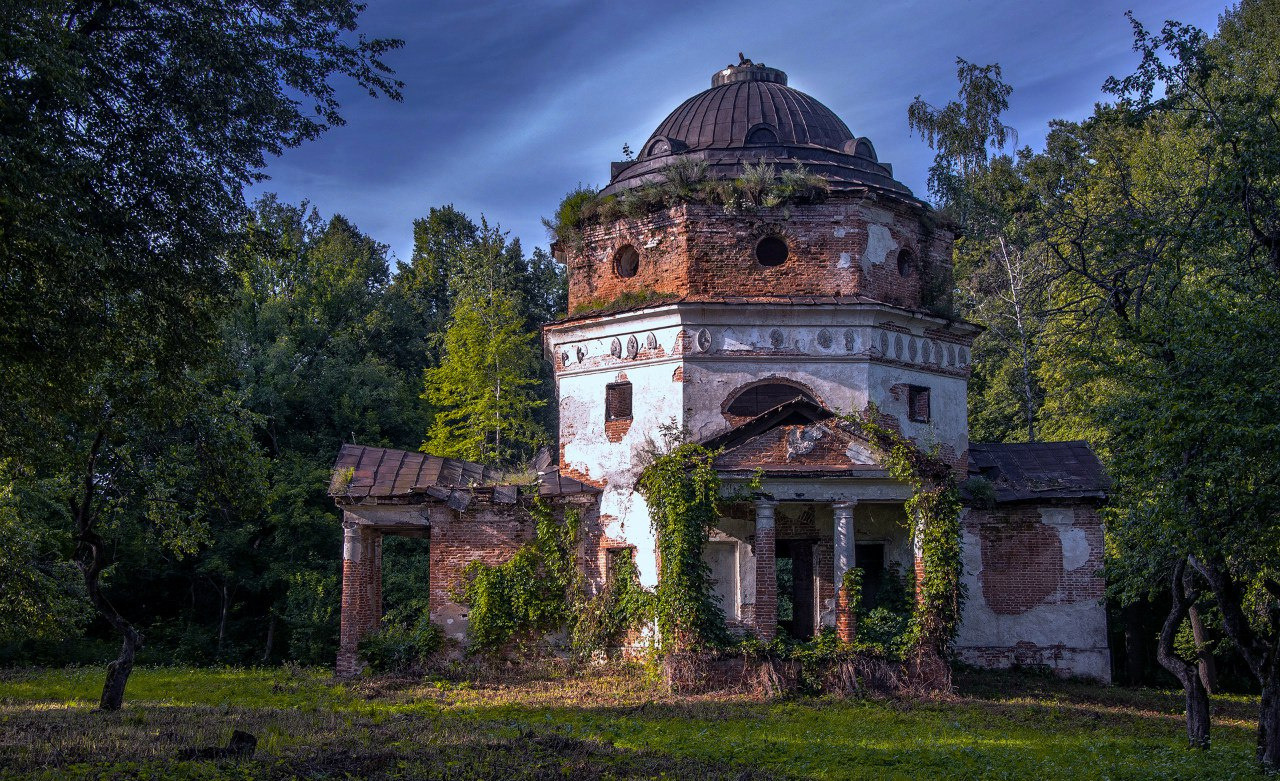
[713,56,786,87]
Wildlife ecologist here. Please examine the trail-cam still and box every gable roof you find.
[968,441,1109,502]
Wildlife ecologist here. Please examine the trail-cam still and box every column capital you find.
[832,500,858,511]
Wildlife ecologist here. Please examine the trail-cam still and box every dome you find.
[650,65,854,152]
[601,58,913,199]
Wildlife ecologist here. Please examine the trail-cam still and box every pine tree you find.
[423,288,547,466]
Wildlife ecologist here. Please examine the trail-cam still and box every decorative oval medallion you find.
[626,335,639,359]
[770,329,784,349]
[645,332,657,350]
[946,344,956,366]
[575,346,586,363]
[844,329,856,352]
[908,337,918,362]
[894,334,904,359]
[610,337,622,358]
[816,329,833,349]
[696,328,713,353]
[879,332,889,356]
[920,340,931,364]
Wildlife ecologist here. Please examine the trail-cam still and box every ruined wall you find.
[956,504,1111,681]
[566,198,951,312]
[428,503,536,643]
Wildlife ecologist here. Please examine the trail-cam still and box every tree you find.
[1024,4,1280,762]
[423,286,548,466]
[909,60,1049,443]
[0,1,401,709]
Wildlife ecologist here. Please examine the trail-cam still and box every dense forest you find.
[4,0,1280,767]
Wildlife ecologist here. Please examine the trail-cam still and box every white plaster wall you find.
[956,507,1112,681]
[546,302,977,590]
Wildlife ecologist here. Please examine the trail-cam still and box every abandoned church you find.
[330,59,1112,681]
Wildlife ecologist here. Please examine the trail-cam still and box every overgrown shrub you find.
[357,598,444,672]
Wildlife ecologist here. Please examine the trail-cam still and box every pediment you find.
[703,400,887,474]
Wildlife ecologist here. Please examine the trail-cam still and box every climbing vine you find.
[841,407,966,657]
[637,443,729,651]
[458,498,650,655]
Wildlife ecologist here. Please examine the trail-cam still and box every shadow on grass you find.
[0,666,1268,781]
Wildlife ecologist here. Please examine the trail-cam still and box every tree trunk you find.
[100,625,142,711]
[1156,559,1210,750]
[1259,679,1280,771]
[1124,599,1148,685]
[262,612,277,664]
[1190,556,1280,770]
[1188,604,1218,694]
[72,428,144,712]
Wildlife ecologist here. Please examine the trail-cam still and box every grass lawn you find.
[0,664,1267,780]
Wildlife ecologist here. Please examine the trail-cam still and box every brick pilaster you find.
[752,500,778,641]
[337,520,382,677]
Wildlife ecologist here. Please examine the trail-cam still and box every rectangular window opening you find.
[907,385,931,423]
[605,382,633,421]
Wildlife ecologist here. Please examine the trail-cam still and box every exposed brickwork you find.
[752,507,778,641]
[836,584,855,643]
[604,418,632,443]
[566,199,952,313]
[337,523,382,677]
[967,505,1105,616]
[429,504,536,638]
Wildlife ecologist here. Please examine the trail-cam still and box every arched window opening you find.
[745,125,779,145]
[896,248,916,277]
[726,382,815,418]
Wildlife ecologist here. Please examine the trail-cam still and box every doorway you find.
[776,539,817,640]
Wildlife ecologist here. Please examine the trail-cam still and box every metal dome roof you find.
[649,64,854,153]
[601,58,914,200]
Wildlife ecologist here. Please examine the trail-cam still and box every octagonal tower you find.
[544,59,980,587]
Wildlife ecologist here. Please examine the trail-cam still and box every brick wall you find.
[565,199,953,313]
[957,503,1111,681]
[429,503,537,643]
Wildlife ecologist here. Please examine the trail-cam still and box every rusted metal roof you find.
[329,444,499,501]
[968,441,1110,502]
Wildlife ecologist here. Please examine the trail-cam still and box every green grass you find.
[0,665,1267,780]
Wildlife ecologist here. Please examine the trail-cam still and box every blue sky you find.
[251,0,1228,265]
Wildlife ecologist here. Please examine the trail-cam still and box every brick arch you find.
[721,376,825,424]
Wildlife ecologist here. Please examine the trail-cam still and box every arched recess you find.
[722,377,823,420]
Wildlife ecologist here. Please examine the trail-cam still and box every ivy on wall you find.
[843,407,966,657]
[636,443,729,651]
[458,498,650,655]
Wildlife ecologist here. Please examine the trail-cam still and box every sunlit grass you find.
[0,665,1268,780]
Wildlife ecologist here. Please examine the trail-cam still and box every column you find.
[833,500,858,643]
[752,499,778,641]
[337,520,382,677]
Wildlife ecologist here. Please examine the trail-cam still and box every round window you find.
[897,249,915,277]
[613,245,640,278]
[755,235,789,267]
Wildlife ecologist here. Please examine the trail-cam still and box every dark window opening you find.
[896,249,915,277]
[605,546,636,582]
[726,383,815,418]
[745,125,778,145]
[908,385,931,423]
[613,245,640,278]
[605,382,633,421]
[755,235,789,266]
